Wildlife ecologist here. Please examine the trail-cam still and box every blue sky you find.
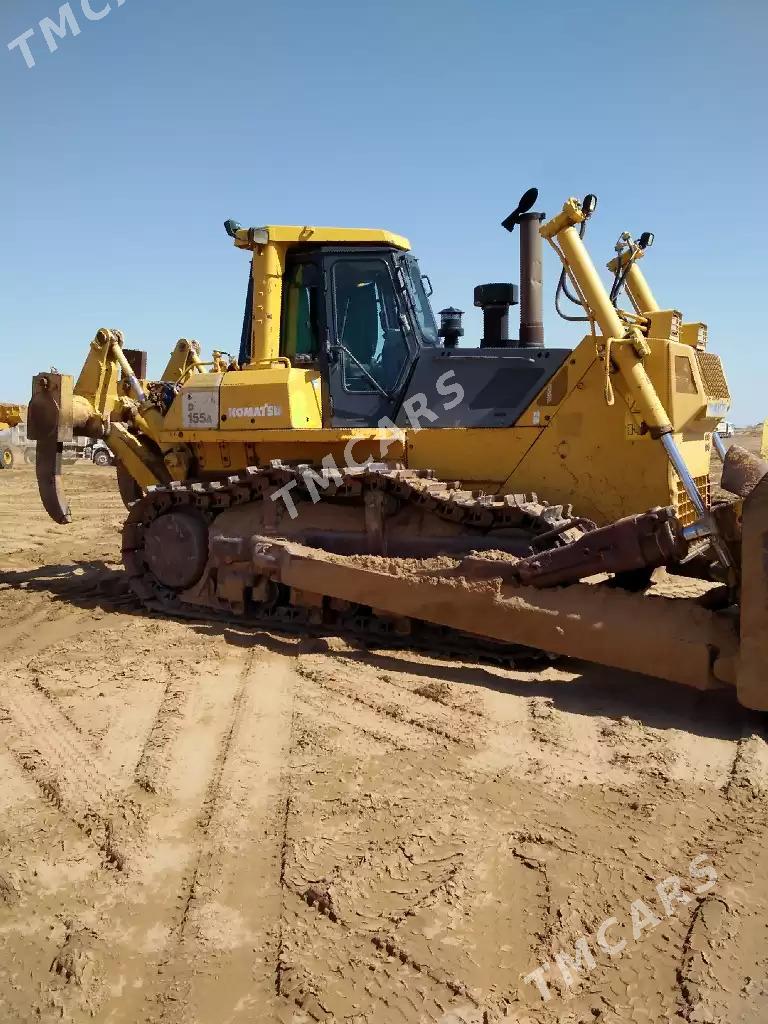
[2,0,766,423]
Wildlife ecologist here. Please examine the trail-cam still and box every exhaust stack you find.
[501,188,546,348]
[518,211,545,348]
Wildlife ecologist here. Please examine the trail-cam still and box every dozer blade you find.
[737,471,768,711]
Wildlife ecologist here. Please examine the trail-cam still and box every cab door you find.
[280,255,333,424]
[324,252,415,427]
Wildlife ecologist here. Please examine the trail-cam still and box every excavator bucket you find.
[738,470,768,711]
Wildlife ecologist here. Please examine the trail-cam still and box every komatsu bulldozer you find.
[0,404,24,469]
[26,190,768,709]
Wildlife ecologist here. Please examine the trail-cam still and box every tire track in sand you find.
[144,651,296,1024]
[132,671,193,794]
[0,605,97,664]
[296,658,474,749]
[0,673,140,870]
[1,655,262,1024]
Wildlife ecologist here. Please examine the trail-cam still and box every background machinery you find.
[83,439,117,467]
[0,404,86,469]
[0,404,24,469]
[26,191,768,710]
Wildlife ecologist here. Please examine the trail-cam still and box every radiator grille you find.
[696,352,730,402]
[675,475,711,527]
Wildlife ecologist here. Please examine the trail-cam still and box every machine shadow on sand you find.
[2,559,753,740]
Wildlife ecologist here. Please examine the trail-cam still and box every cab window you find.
[281,263,321,362]
[332,258,409,393]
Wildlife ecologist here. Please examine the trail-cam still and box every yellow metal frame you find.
[56,209,731,528]
[161,338,204,383]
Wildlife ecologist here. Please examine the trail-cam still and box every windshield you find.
[333,258,410,394]
[403,256,439,346]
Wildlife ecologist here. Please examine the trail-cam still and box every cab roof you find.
[232,224,411,252]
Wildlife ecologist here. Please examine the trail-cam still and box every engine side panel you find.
[394,347,571,429]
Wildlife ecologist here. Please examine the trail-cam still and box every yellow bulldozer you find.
[0,404,24,469]
[26,190,768,709]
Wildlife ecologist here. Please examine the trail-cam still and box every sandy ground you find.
[0,456,767,1024]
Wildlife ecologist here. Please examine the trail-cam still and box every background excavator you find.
[0,404,24,470]
[26,190,768,710]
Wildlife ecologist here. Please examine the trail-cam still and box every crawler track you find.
[122,462,587,660]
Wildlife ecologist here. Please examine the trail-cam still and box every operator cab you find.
[276,245,438,427]
[228,208,571,431]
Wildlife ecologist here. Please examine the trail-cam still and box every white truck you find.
[83,439,116,467]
